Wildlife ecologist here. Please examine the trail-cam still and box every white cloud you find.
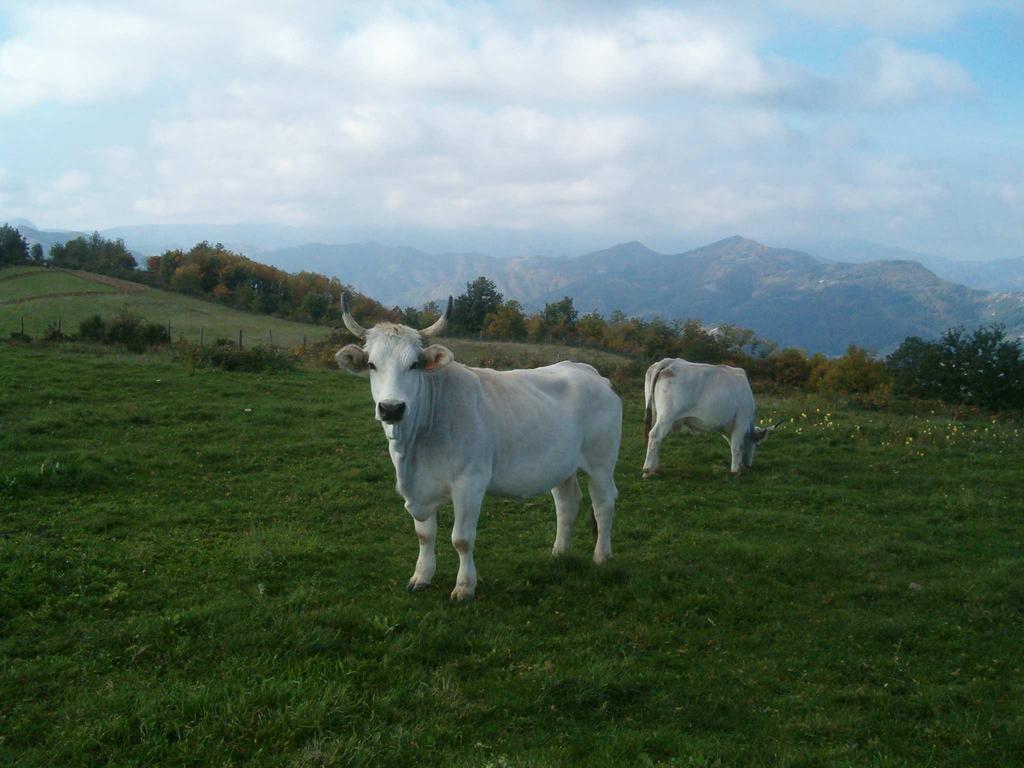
[323,7,792,105]
[0,1,1014,259]
[0,3,811,114]
[852,41,976,108]
[0,5,169,112]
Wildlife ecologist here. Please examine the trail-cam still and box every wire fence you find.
[9,317,629,370]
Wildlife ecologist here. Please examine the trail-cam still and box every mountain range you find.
[8,220,1024,354]
[254,236,1024,354]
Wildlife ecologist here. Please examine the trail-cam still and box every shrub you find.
[608,360,646,397]
[78,314,107,341]
[174,341,295,373]
[887,324,1024,409]
[748,347,813,392]
[818,346,890,395]
[78,309,169,352]
[42,324,70,344]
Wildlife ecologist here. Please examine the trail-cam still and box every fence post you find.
[167,321,171,340]
[58,318,62,333]
[303,335,306,352]
[239,329,243,350]
[268,329,273,347]
[200,327,204,347]
[21,316,24,335]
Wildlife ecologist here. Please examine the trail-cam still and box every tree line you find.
[11,230,1023,409]
[400,276,1024,409]
[141,241,392,324]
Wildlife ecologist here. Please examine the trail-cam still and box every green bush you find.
[78,314,107,341]
[887,324,1024,409]
[77,309,169,352]
[175,341,295,373]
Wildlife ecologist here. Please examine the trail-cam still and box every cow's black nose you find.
[378,400,406,423]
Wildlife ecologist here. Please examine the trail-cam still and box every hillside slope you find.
[803,238,1024,293]
[0,267,332,346]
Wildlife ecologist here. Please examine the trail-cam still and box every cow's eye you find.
[410,361,420,370]
[367,362,377,371]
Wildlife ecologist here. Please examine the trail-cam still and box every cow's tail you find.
[643,359,670,442]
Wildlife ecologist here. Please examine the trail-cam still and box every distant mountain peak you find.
[604,240,659,254]
[714,235,751,246]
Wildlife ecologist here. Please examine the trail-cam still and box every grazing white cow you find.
[335,294,622,601]
[642,358,779,477]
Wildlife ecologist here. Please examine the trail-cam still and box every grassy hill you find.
[0,266,630,369]
[0,266,334,347]
[1,346,1022,766]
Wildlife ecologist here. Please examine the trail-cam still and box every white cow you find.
[335,295,622,601]
[641,358,779,477]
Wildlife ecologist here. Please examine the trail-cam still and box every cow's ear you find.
[336,345,369,375]
[422,344,454,371]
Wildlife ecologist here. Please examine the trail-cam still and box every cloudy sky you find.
[1,0,1022,259]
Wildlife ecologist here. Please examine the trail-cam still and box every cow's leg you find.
[743,436,756,468]
[450,482,485,601]
[406,504,439,591]
[642,419,672,478]
[729,426,747,474]
[587,470,617,564]
[551,474,583,556]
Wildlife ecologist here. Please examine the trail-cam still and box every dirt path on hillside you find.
[62,270,147,292]
[0,270,42,283]
[0,289,125,306]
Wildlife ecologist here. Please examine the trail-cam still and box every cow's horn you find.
[771,419,784,430]
[420,296,453,337]
[341,292,368,339]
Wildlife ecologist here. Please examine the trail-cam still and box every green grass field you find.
[0,267,333,348]
[2,345,1022,767]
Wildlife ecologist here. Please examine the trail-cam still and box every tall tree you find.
[452,276,503,335]
[0,224,29,266]
[541,296,578,342]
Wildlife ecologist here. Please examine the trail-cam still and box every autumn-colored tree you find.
[483,300,527,339]
[144,242,392,328]
[576,311,607,347]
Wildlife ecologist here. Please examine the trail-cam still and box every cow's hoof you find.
[450,586,476,602]
[407,579,432,592]
[593,550,612,565]
[641,469,659,479]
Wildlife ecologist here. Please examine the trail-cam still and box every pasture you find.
[2,345,1022,766]
[0,266,333,348]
